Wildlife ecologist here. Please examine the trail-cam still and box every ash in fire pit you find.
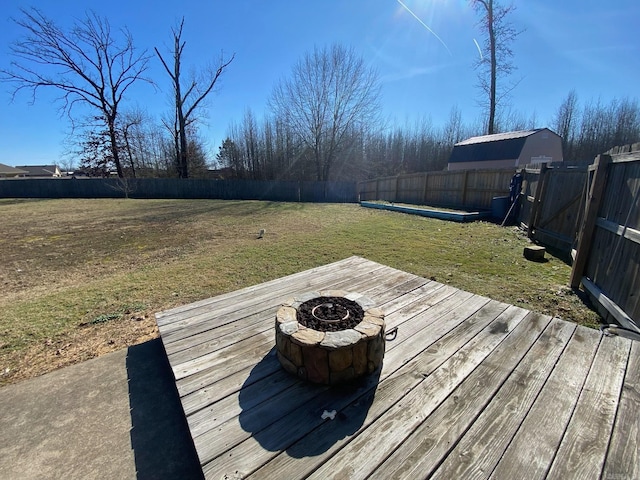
[275,290,385,385]
[297,296,364,332]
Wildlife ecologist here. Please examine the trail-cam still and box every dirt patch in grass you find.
[0,198,600,386]
[2,313,158,384]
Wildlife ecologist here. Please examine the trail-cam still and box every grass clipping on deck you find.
[0,198,599,385]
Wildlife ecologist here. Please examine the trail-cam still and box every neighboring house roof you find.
[449,129,550,164]
[14,165,61,177]
[0,163,29,177]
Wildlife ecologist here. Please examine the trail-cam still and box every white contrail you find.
[473,38,484,60]
[396,0,452,56]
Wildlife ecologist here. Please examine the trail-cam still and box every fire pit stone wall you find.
[275,290,385,385]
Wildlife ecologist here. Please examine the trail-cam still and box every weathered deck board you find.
[547,333,630,479]
[197,291,490,472]
[155,256,638,480]
[602,340,640,480]
[427,319,577,480]
[156,256,369,324]
[254,302,525,480]
[488,326,601,480]
[310,311,551,480]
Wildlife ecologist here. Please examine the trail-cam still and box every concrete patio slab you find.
[0,339,202,480]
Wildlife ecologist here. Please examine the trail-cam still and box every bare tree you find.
[1,8,152,178]
[155,18,234,178]
[553,90,579,159]
[120,109,145,178]
[270,44,382,181]
[471,0,520,135]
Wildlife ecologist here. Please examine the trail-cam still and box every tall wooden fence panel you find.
[0,178,359,203]
[396,174,427,204]
[423,171,466,206]
[570,146,640,329]
[358,168,514,210]
[519,164,589,253]
[464,169,515,209]
[518,168,540,231]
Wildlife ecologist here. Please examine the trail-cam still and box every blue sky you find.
[1,0,638,166]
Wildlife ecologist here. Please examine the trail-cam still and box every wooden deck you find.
[155,256,639,479]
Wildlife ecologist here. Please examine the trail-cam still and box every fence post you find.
[569,154,612,288]
[528,163,549,239]
[394,175,399,202]
[422,173,429,204]
[461,170,470,207]
[421,173,428,204]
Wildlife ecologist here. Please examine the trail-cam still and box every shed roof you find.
[455,129,542,146]
[449,129,547,164]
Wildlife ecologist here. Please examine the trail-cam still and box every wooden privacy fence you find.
[359,154,640,329]
[569,146,640,330]
[518,163,589,253]
[0,178,359,203]
[358,169,515,210]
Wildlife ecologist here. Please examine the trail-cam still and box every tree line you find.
[554,91,640,163]
[216,92,640,181]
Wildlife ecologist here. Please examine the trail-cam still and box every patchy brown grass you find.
[0,198,600,386]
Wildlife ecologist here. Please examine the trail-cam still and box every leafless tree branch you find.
[0,8,153,177]
[269,44,382,181]
[155,17,234,178]
[471,0,521,134]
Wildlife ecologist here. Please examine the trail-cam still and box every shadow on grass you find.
[239,347,379,458]
[126,339,204,480]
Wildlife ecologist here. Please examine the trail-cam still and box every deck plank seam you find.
[545,334,630,479]
[375,312,557,480]
[303,305,547,479]
[486,320,593,480]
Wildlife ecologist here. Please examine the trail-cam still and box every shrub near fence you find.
[0,178,359,203]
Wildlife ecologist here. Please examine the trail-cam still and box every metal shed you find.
[448,128,563,170]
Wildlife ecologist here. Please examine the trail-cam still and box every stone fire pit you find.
[275,290,385,385]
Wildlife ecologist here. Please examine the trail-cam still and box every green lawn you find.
[0,198,599,385]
